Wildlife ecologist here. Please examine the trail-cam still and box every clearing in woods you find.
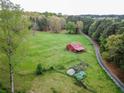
[0,32,122,93]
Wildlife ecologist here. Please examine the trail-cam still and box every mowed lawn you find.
[0,32,122,93]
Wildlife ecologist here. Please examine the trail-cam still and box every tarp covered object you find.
[74,71,86,80]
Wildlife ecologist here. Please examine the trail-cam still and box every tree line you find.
[24,12,84,34]
[88,19,124,69]
[67,15,124,69]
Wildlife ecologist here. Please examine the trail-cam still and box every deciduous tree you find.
[65,21,76,34]
[76,21,83,33]
[0,0,29,93]
[48,16,61,33]
[106,34,124,68]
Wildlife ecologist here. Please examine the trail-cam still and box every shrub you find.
[51,88,59,93]
[17,89,26,93]
[49,66,54,70]
[102,51,110,61]
[36,63,43,75]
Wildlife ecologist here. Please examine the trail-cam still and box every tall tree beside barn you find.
[60,17,66,30]
[76,21,83,33]
[48,16,61,33]
[0,0,29,93]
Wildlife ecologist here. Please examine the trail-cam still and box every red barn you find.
[66,43,85,52]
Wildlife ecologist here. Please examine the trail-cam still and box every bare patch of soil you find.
[104,61,124,83]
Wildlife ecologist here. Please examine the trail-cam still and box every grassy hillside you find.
[0,32,122,93]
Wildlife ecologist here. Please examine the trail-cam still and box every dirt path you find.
[104,61,124,83]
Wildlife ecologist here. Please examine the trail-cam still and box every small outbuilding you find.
[67,68,76,76]
[66,43,85,52]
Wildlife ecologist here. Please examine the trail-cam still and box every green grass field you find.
[0,32,122,93]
